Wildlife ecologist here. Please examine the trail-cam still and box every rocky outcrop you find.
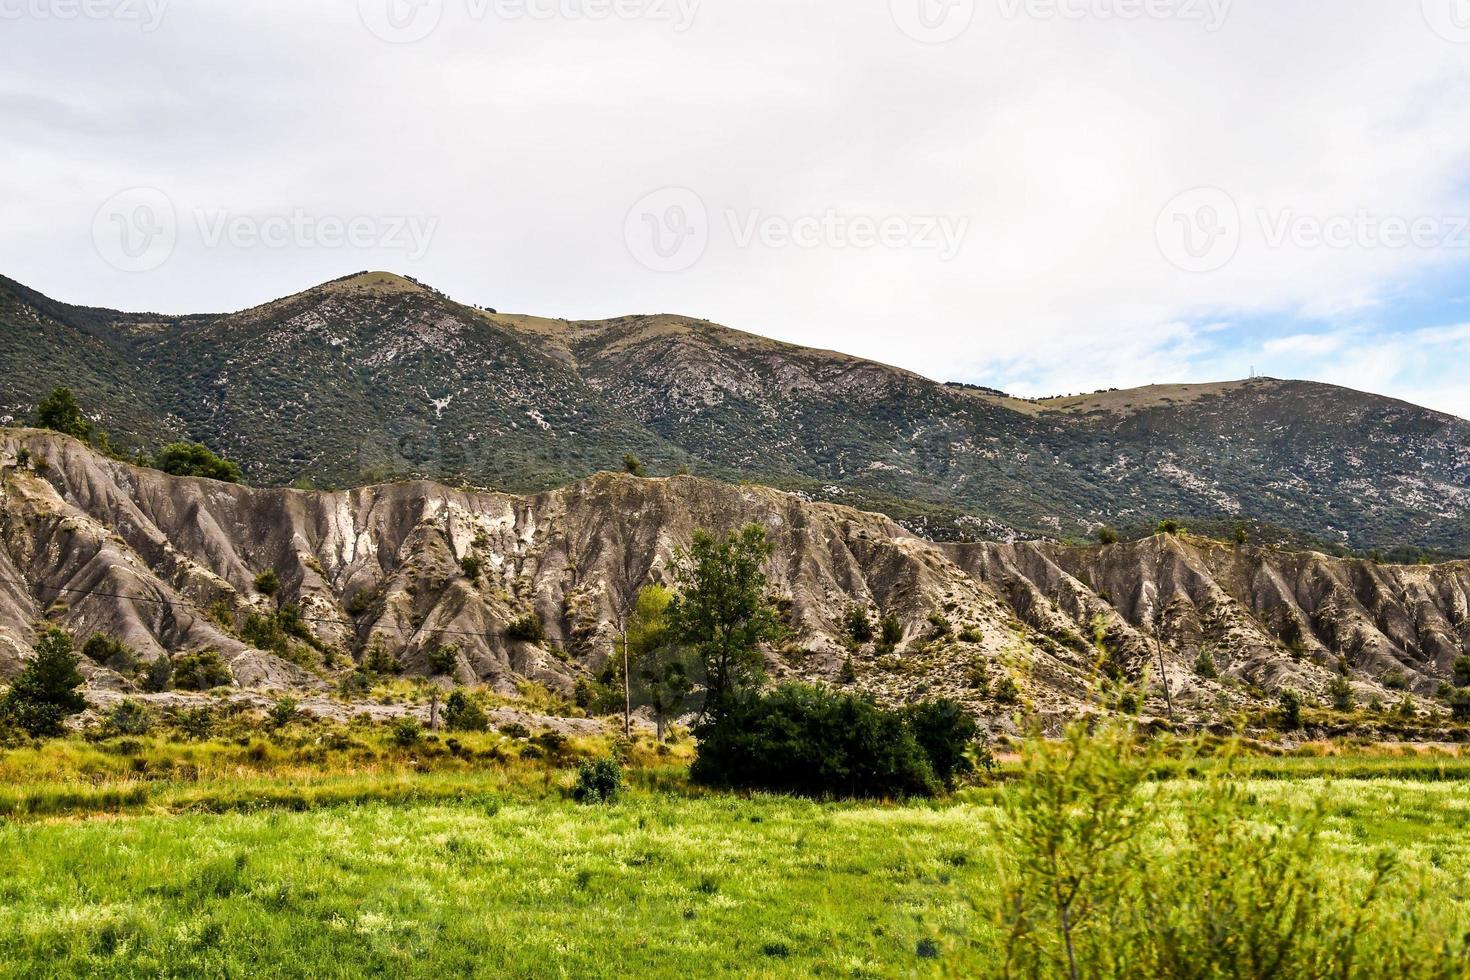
[1,430,1467,723]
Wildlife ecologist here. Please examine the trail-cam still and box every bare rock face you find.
[1,430,1467,723]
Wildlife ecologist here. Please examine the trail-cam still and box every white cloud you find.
[1255,321,1470,420]
[1262,333,1349,357]
[0,0,1468,411]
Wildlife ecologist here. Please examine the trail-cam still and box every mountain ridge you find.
[4,270,1468,556]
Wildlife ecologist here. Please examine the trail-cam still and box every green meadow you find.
[1,732,1468,977]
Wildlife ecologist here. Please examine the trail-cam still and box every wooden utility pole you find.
[622,628,632,740]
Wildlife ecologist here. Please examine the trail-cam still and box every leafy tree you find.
[459,554,483,582]
[172,650,232,691]
[668,525,785,723]
[1,628,87,737]
[1234,522,1251,545]
[843,606,874,645]
[155,442,242,483]
[1096,525,1120,545]
[627,585,697,742]
[1328,677,1356,713]
[1156,519,1185,536]
[34,387,91,441]
[444,689,489,732]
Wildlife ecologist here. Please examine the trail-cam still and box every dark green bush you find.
[427,644,460,676]
[106,699,154,736]
[879,614,904,648]
[692,684,970,799]
[176,706,215,740]
[172,651,232,692]
[927,611,952,638]
[82,634,136,674]
[843,607,874,645]
[267,698,298,729]
[242,613,289,656]
[505,614,546,645]
[1455,657,1470,689]
[393,718,423,747]
[1451,689,1470,723]
[905,698,981,789]
[142,655,172,693]
[1193,649,1219,679]
[444,689,489,732]
[1279,689,1303,730]
[253,570,280,596]
[155,442,242,483]
[572,759,623,804]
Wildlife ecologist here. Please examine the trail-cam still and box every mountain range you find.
[3,270,1468,557]
[4,429,1467,727]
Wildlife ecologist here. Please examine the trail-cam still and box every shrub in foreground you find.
[691,685,978,799]
[998,719,1467,977]
[572,759,623,804]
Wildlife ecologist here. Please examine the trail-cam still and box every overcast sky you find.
[3,0,1469,417]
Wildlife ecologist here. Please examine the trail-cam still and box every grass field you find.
[2,734,1469,977]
